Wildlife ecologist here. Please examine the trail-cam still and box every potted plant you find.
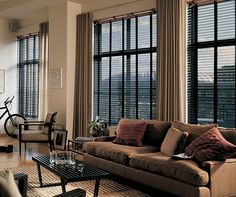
[88,115,105,137]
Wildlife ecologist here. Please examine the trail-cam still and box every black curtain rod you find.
[94,8,156,24]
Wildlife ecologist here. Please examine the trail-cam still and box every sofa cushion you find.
[143,120,172,147]
[113,118,147,146]
[160,127,189,156]
[83,141,158,165]
[21,130,50,141]
[172,121,217,146]
[185,127,236,162]
[218,127,236,145]
[129,152,209,187]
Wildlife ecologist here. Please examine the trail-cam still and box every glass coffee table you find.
[32,155,110,197]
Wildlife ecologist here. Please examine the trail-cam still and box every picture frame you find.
[0,69,5,94]
[53,129,68,150]
[49,68,63,89]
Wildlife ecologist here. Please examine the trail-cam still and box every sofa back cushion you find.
[160,127,189,156]
[172,121,218,146]
[142,120,172,147]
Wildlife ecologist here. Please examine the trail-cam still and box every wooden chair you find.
[18,112,57,155]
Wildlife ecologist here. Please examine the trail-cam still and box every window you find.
[188,0,236,128]
[18,34,39,118]
[93,11,157,125]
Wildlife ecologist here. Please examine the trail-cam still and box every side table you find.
[68,137,93,154]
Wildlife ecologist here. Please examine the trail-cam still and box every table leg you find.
[35,162,63,188]
[60,178,66,193]
[94,179,100,197]
[36,163,43,187]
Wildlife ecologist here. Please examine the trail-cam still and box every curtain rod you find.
[187,0,226,6]
[17,32,39,39]
[94,8,156,24]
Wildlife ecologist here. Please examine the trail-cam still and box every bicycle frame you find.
[0,105,10,120]
[0,98,18,127]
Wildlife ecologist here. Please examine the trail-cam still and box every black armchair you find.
[18,112,57,154]
[0,170,28,197]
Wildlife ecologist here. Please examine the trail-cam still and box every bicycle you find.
[0,96,26,138]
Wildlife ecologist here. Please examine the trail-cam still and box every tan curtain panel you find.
[73,13,92,138]
[39,22,49,120]
[157,0,186,122]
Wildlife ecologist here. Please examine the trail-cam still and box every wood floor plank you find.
[0,134,82,168]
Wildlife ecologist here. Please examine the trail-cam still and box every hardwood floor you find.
[0,134,50,168]
[0,134,82,169]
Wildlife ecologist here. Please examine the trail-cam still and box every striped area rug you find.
[9,164,151,197]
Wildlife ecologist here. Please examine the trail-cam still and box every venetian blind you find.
[18,34,39,118]
[93,11,157,125]
[188,0,236,128]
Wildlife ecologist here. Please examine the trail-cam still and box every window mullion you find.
[122,19,125,118]
[135,16,138,119]
[109,22,112,125]
[214,1,218,123]
[97,25,101,115]
[149,13,153,119]
[126,19,131,118]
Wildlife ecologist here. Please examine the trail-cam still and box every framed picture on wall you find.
[53,129,68,150]
[0,69,5,93]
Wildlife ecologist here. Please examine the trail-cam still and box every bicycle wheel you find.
[4,114,26,138]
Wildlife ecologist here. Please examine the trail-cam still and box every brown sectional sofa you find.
[83,120,236,197]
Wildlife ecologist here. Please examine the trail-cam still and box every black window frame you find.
[17,33,40,118]
[93,10,157,125]
[187,0,236,128]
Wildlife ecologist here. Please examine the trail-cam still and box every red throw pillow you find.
[113,119,147,147]
[185,127,236,162]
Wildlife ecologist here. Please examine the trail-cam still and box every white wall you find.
[0,18,17,134]
[49,1,81,139]
[49,1,68,128]
[82,0,156,20]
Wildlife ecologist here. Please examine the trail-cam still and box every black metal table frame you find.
[32,155,109,197]
[67,139,84,154]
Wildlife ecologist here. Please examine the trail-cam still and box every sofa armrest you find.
[14,173,28,197]
[94,135,116,142]
[202,158,236,197]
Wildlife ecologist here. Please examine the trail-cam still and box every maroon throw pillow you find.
[185,127,236,162]
[113,118,147,147]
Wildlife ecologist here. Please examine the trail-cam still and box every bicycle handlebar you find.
[4,96,14,105]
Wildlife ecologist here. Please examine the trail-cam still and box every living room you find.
[0,0,236,196]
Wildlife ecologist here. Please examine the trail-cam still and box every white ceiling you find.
[0,0,84,20]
